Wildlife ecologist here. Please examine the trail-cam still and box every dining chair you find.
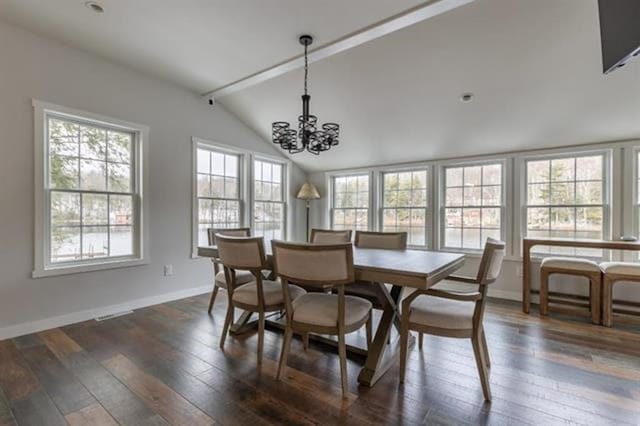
[309,228,352,244]
[206,227,253,313]
[216,235,306,364]
[354,231,408,250]
[399,238,506,402]
[271,241,373,396]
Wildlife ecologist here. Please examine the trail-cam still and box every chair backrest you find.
[271,241,355,289]
[309,229,352,244]
[354,231,407,250]
[476,238,506,285]
[207,227,250,245]
[216,235,266,271]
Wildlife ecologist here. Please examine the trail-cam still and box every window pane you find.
[225,154,238,177]
[445,208,462,227]
[482,186,501,206]
[550,183,575,205]
[50,155,79,189]
[463,187,482,206]
[527,160,549,183]
[412,171,427,189]
[528,183,549,205]
[107,162,131,192]
[51,192,80,227]
[398,173,412,190]
[384,173,398,191]
[224,177,238,199]
[446,188,462,206]
[80,126,106,160]
[481,208,500,228]
[82,226,109,259]
[411,189,426,206]
[576,156,602,181]
[80,159,107,191]
[482,164,501,185]
[527,207,549,231]
[212,153,224,175]
[463,166,482,187]
[463,228,481,249]
[197,149,210,174]
[446,168,462,187]
[463,208,481,227]
[551,158,574,182]
[49,118,79,138]
[212,176,224,197]
[445,228,462,248]
[197,174,211,197]
[272,164,282,183]
[110,226,133,256]
[108,131,132,164]
[395,191,410,208]
[576,181,602,204]
[199,199,212,224]
[51,227,81,263]
[110,195,133,225]
[82,194,108,225]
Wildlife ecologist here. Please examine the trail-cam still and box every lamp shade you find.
[296,182,320,200]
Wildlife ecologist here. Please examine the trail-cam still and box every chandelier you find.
[272,35,340,155]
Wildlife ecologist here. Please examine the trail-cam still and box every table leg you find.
[357,285,413,387]
[229,310,254,334]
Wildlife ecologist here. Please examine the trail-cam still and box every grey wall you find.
[0,20,307,336]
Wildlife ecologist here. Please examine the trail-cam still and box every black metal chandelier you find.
[272,35,340,155]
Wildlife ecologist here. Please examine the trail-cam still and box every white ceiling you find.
[0,0,422,92]
[2,0,639,173]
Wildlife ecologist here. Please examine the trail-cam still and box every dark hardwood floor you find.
[1,293,640,425]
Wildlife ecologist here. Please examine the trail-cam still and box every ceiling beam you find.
[202,0,476,100]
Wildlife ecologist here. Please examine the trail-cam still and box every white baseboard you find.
[0,284,211,340]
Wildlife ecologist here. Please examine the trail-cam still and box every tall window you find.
[443,163,503,250]
[253,159,286,241]
[332,174,369,231]
[525,154,605,255]
[382,170,428,245]
[47,116,138,264]
[196,147,241,245]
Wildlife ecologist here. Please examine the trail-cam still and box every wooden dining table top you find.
[197,244,465,289]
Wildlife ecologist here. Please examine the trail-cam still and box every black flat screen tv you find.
[598,0,640,73]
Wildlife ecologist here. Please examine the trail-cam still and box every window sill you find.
[33,257,150,278]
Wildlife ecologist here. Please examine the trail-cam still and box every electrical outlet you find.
[164,264,173,276]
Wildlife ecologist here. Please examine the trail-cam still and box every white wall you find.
[0,20,307,338]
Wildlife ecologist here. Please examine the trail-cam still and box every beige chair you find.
[271,241,373,396]
[600,262,640,327]
[216,235,305,364]
[539,257,601,324]
[399,238,506,402]
[309,228,352,244]
[206,227,253,313]
[346,231,408,308]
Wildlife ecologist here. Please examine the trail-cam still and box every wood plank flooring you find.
[1,294,640,425]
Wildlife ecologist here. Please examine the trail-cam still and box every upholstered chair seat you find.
[215,270,254,288]
[233,280,305,307]
[599,262,640,275]
[600,262,640,327]
[292,293,372,328]
[541,257,600,272]
[408,296,475,330]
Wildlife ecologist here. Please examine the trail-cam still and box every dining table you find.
[198,244,465,387]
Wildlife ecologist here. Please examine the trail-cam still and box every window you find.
[253,159,286,241]
[443,163,503,250]
[381,170,428,245]
[34,100,148,277]
[196,147,242,245]
[524,154,606,255]
[332,174,369,231]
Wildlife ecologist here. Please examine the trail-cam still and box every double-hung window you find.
[331,174,370,231]
[524,153,606,255]
[442,162,504,250]
[381,169,428,246]
[34,101,148,277]
[196,146,242,245]
[253,159,286,241]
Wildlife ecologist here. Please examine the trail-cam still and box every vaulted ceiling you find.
[2,0,639,173]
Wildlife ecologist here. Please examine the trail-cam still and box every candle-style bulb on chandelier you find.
[272,35,340,155]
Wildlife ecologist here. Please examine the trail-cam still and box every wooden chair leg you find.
[539,269,550,316]
[481,328,490,368]
[602,277,614,327]
[418,332,423,350]
[338,331,348,396]
[208,285,219,313]
[589,275,601,325]
[258,311,265,364]
[471,333,492,402]
[399,318,409,383]
[219,304,234,349]
[302,333,309,351]
[365,316,372,349]
[276,326,293,380]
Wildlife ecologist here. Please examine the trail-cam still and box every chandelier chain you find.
[304,43,308,95]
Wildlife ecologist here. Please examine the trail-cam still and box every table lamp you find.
[296,182,321,242]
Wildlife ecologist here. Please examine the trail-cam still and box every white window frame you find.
[250,153,290,241]
[33,100,149,278]
[438,159,508,254]
[328,170,374,233]
[378,165,431,248]
[192,139,247,254]
[518,149,612,257]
